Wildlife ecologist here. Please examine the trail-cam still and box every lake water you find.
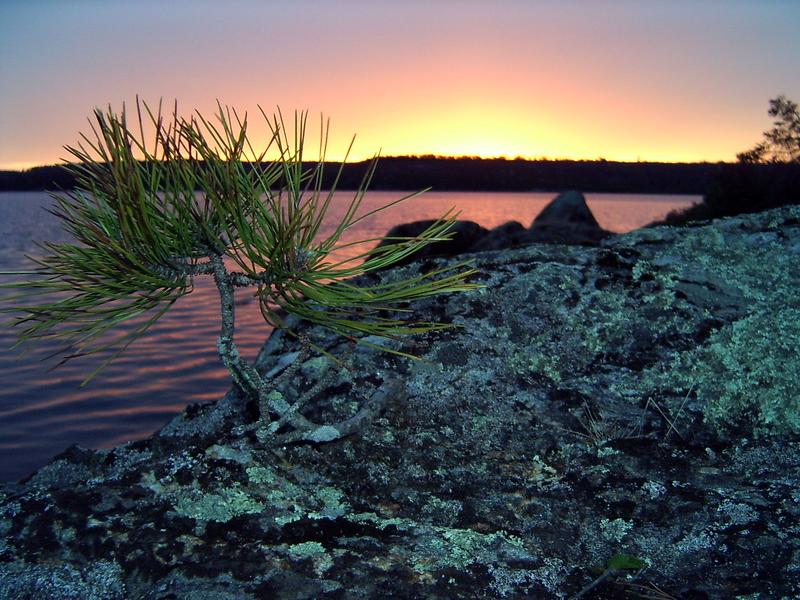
[0,190,697,482]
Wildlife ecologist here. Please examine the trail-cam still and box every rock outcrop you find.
[528,189,611,244]
[1,206,799,599]
[379,218,489,264]
[375,190,613,265]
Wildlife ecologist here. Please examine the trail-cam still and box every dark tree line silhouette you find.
[1,158,721,194]
[660,96,800,226]
[5,97,798,227]
[0,165,77,191]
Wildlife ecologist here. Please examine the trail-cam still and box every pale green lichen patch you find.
[172,485,265,522]
[284,541,335,575]
[508,351,564,384]
[300,355,331,380]
[307,425,341,443]
[309,486,348,519]
[693,309,800,435]
[245,464,277,485]
[631,221,800,436]
[265,390,290,414]
[412,526,530,573]
[422,495,463,525]
[496,245,696,395]
[600,518,635,543]
[246,464,349,524]
[346,511,410,532]
[597,206,800,437]
[716,500,759,526]
[344,512,534,575]
[525,455,561,489]
[140,470,170,496]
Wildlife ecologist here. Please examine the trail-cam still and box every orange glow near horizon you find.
[2,3,799,171]
[5,96,753,170]
[0,90,775,169]
[0,82,774,169]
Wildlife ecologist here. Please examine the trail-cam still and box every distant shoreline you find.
[0,156,726,195]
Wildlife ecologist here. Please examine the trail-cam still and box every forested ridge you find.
[0,157,722,194]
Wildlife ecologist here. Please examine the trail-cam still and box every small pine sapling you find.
[2,101,478,443]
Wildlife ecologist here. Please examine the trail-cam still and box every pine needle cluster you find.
[2,100,478,442]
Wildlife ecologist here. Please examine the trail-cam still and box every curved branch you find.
[210,253,268,409]
[271,378,405,444]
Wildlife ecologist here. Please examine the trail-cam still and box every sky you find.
[1,0,799,169]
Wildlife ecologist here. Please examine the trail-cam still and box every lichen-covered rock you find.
[2,206,799,599]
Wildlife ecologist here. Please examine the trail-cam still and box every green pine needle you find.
[2,100,479,383]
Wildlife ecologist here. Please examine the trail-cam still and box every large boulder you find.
[528,189,612,244]
[2,206,799,599]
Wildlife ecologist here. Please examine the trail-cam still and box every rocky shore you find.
[1,196,799,599]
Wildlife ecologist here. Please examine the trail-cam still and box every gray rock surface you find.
[2,206,799,599]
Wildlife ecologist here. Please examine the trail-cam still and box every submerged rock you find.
[2,206,799,599]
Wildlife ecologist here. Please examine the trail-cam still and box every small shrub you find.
[2,100,478,442]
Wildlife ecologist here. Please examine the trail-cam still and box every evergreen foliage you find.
[658,95,800,226]
[737,95,800,164]
[2,101,478,442]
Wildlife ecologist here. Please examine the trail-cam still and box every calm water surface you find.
[0,191,697,481]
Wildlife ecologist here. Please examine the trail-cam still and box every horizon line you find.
[0,154,737,172]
